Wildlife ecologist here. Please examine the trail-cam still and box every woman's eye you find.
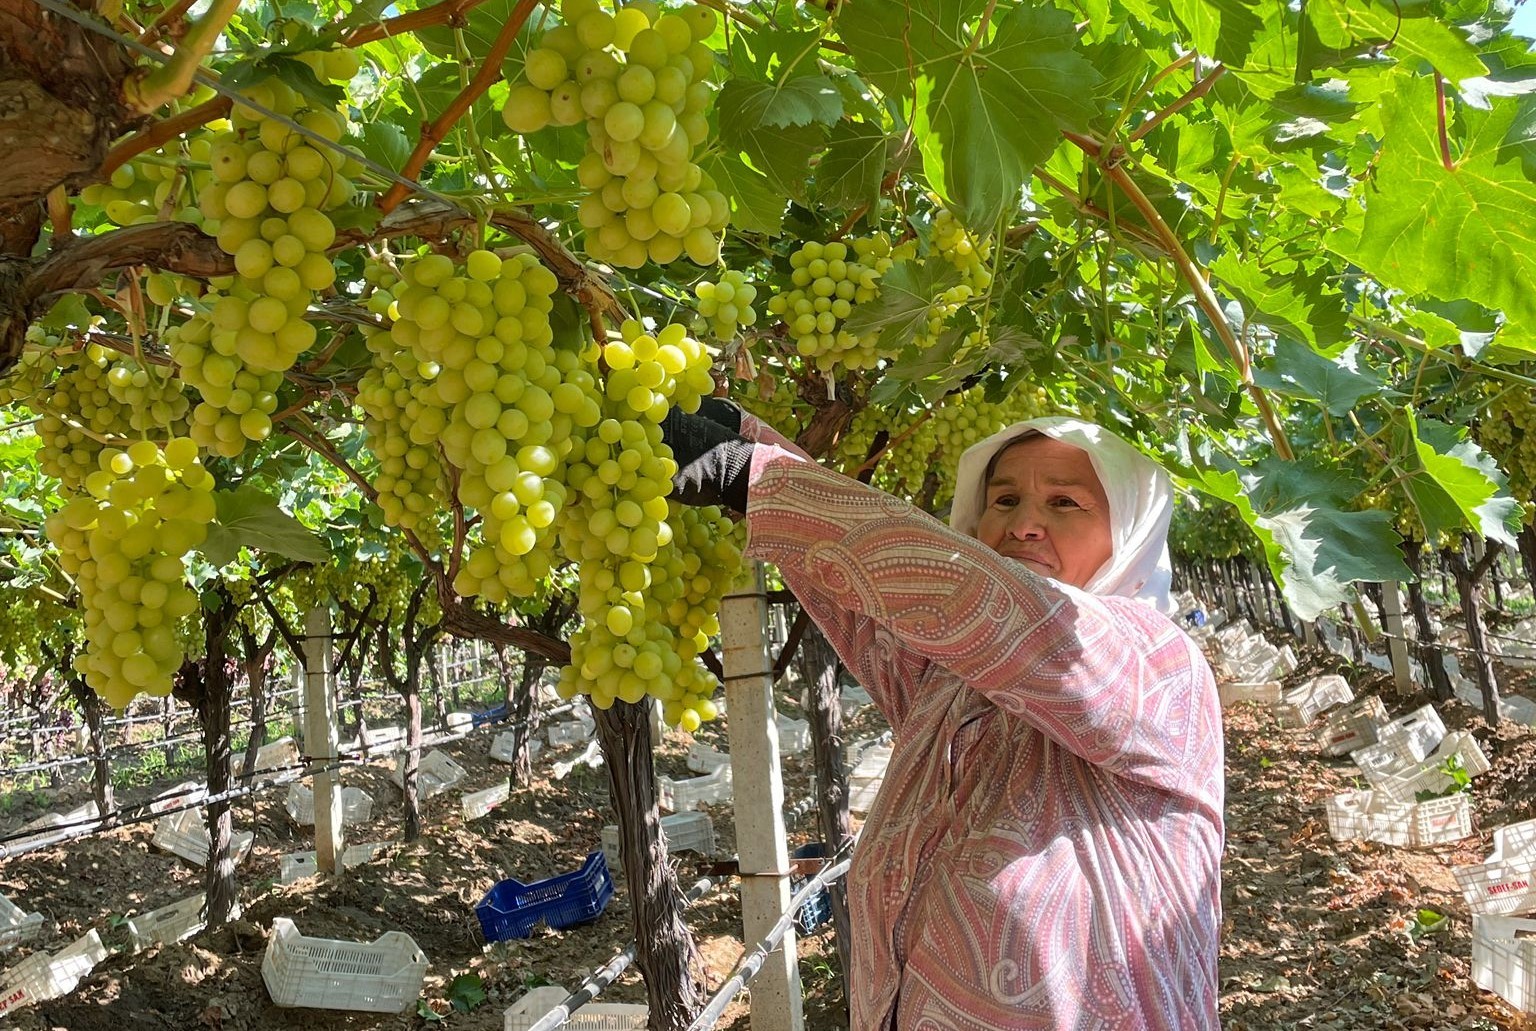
[990,495,1017,508]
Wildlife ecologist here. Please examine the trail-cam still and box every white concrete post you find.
[721,564,803,1031]
[302,607,343,876]
[1379,582,1414,695]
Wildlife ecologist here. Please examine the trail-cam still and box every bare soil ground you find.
[4,633,1536,1030]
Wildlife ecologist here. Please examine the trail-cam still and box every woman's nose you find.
[1006,505,1046,539]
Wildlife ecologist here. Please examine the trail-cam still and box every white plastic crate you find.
[126,893,240,951]
[0,929,108,1017]
[391,750,468,800]
[1366,731,1492,804]
[548,717,596,747]
[504,985,647,1031]
[1473,915,1536,1012]
[1279,675,1356,729]
[445,711,475,737]
[686,743,731,773]
[279,841,393,884]
[657,764,732,812]
[349,724,405,755]
[152,809,255,867]
[462,782,511,820]
[1218,681,1282,708]
[252,736,299,773]
[1414,793,1473,845]
[1375,704,1446,764]
[601,811,716,867]
[777,715,809,755]
[848,745,892,816]
[490,731,542,765]
[286,784,374,826]
[148,782,206,815]
[0,894,43,953]
[1325,789,1471,847]
[1315,696,1388,755]
[1458,827,1536,917]
[261,916,427,1014]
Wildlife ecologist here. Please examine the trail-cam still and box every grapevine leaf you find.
[1393,409,1523,545]
[1167,0,1264,69]
[816,120,887,212]
[39,295,92,332]
[447,973,487,1013]
[716,76,843,130]
[1302,0,1488,83]
[1342,73,1536,348]
[716,95,826,203]
[842,0,1102,230]
[843,260,961,352]
[201,487,331,568]
[698,152,786,235]
[1250,338,1392,416]
[355,121,412,174]
[1210,253,1350,351]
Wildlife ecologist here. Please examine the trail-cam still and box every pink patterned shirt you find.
[743,444,1223,1030]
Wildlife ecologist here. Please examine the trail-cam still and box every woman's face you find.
[975,436,1114,589]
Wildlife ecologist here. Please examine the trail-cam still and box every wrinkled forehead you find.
[983,431,1106,493]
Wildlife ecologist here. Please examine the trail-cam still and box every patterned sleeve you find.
[744,444,1217,791]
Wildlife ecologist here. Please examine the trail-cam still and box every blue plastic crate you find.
[470,703,511,728]
[476,851,614,941]
[791,843,833,934]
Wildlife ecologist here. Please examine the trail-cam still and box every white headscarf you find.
[948,417,1176,613]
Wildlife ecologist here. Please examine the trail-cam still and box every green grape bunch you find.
[693,269,759,342]
[43,438,213,709]
[503,0,732,268]
[766,234,912,371]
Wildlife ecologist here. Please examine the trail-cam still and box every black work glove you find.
[661,406,754,514]
[694,395,745,433]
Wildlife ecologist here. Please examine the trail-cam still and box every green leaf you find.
[1250,338,1391,416]
[716,75,843,130]
[1168,0,1264,68]
[1303,0,1488,83]
[841,0,1102,231]
[1211,254,1350,352]
[843,260,961,352]
[698,152,787,235]
[354,121,411,174]
[1343,73,1536,342]
[447,973,487,1013]
[201,486,330,568]
[816,120,887,212]
[1394,409,1523,545]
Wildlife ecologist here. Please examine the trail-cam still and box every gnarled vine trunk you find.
[593,700,703,1031]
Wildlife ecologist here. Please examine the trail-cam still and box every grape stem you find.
[854,410,933,478]
[138,0,197,46]
[1434,72,1456,173]
[340,0,495,48]
[377,0,542,214]
[1064,130,1294,461]
[1128,64,1226,144]
[122,0,241,114]
[46,186,71,246]
[1030,168,1166,254]
[98,96,233,181]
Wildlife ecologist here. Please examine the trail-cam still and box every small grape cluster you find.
[1475,387,1536,525]
[43,438,212,708]
[503,0,731,268]
[915,209,994,349]
[171,63,358,457]
[80,139,212,228]
[766,235,911,371]
[692,270,758,342]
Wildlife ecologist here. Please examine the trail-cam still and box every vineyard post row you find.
[1171,544,1536,728]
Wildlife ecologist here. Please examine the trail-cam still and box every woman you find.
[663,403,1223,1030]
